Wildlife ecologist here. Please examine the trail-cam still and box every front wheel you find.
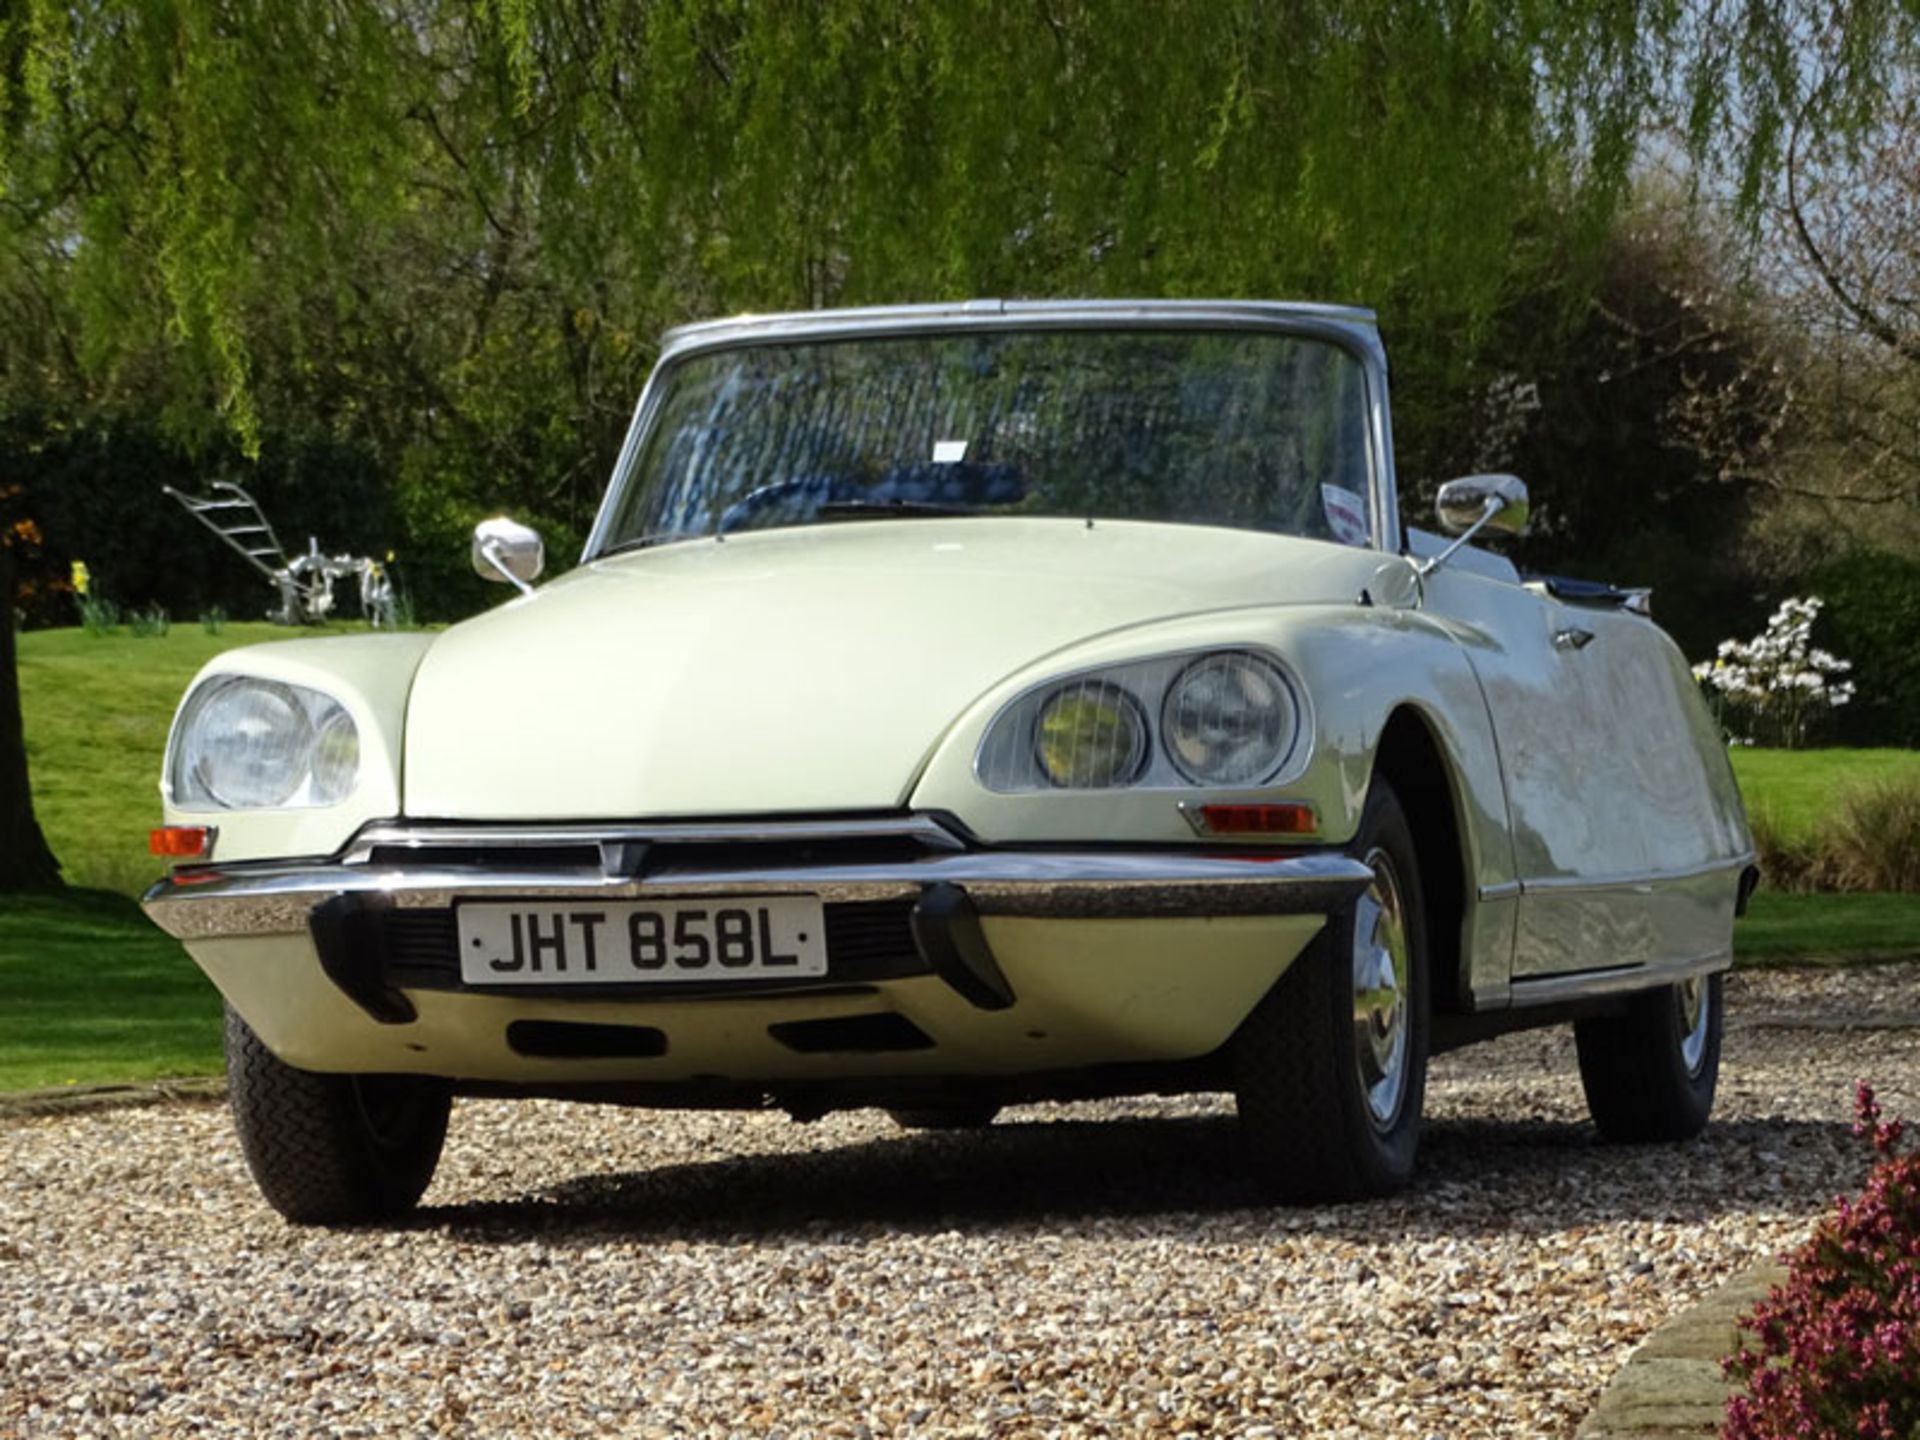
[1231,779,1430,1202]
[1575,973,1722,1142]
[225,1006,451,1224]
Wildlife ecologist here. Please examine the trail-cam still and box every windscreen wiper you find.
[814,499,976,519]
[597,534,685,558]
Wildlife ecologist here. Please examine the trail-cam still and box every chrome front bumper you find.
[143,816,1372,1026]
[143,816,1374,941]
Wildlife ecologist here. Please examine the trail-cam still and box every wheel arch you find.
[1369,705,1473,1017]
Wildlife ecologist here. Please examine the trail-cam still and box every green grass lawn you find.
[6,622,368,1090]
[18,621,362,896]
[1728,746,1920,847]
[1736,890,1920,964]
[0,888,222,1088]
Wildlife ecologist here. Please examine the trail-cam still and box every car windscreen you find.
[596,328,1376,550]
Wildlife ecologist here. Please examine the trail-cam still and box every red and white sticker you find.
[1321,484,1370,547]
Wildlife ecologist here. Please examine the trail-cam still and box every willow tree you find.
[0,0,1914,888]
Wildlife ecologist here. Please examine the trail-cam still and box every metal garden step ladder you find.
[163,481,291,580]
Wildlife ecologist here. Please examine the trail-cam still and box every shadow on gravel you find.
[420,1111,1861,1247]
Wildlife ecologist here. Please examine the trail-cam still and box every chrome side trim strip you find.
[340,814,970,862]
[1514,852,1756,898]
[1476,880,1523,902]
[1506,950,1732,1008]
[145,851,1374,941]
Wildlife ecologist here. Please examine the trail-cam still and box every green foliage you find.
[126,602,168,637]
[1751,782,1920,894]
[1736,750,1920,893]
[4,410,404,625]
[1496,206,1788,659]
[3,0,1911,622]
[76,591,118,636]
[1808,550,1920,747]
[1730,747,1920,846]
[1734,891,1920,962]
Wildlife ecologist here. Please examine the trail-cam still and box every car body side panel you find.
[1418,566,1751,978]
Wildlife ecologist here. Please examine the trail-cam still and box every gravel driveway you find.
[4,966,1917,1439]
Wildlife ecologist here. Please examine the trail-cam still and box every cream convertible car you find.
[145,301,1757,1223]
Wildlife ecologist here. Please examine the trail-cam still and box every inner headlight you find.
[169,677,361,810]
[1034,683,1148,788]
[1161,652,1299,785]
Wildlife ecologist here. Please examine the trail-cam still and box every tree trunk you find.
[0,544,63,890]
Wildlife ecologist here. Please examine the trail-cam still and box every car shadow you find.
[418,1109,1864,1247]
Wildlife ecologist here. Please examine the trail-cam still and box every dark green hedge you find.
[1811,549,1920,747]
[5,413,518,627]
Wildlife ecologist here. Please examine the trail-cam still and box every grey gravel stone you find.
[2,966,1914,1438]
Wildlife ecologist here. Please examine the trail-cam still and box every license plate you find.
[456,897,828,986]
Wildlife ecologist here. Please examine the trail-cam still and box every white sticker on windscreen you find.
[932,440,968,464]
[1321,484,1370,547]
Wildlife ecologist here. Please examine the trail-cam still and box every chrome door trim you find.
[1511,852,1756,898]
[1506,950,1732,1008]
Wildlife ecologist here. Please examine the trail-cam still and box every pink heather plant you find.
[1722,1083,1920,1440]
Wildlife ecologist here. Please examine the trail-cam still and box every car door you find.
[1418,551,1667,978]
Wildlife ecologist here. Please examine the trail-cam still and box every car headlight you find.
[168,677,361,810]
[1162,652,1300,785]
[1034,683,1149,788]
[975,648,1305,792]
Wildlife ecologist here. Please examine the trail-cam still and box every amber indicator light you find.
[150,826,214,859]
[1196,803,1317,836]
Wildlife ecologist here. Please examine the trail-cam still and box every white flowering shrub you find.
[1692,596,1856,748]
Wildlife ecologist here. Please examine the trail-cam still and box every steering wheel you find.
[715,476,841,535]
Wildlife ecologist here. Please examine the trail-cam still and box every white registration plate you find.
[456,897,828,986]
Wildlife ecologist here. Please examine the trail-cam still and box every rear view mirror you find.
[1434,474,1530,537]
[471,517,544,594]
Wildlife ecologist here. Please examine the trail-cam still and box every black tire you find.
[224,1005,451,1224]
[888,1103,1002,1131]
[1575,973,1722,1142]
[1230,779,1430,1202]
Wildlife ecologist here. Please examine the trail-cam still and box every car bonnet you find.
[401,516,1376,820]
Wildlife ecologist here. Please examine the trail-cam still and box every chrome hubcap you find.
[1351,847,1412,1129]
[1678,977,1711,1076]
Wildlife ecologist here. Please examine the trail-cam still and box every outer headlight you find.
[1161,652,1300,785]
[168,677,361,810]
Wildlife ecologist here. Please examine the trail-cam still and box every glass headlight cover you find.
[975,647,1306,793]
[1034,682,1149,788]
[1162,652,1301,785]
[169,676,362,810]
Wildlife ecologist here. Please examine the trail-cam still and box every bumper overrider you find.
[144,815,1372,1084]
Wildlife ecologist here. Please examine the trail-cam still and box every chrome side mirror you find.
[1418,475,1530,579]
[1435,474,1530,537]
[471,517,544,594]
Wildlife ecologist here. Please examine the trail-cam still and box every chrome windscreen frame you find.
[580,299,1403,564]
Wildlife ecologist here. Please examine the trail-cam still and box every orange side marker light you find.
[150,826,215,860]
